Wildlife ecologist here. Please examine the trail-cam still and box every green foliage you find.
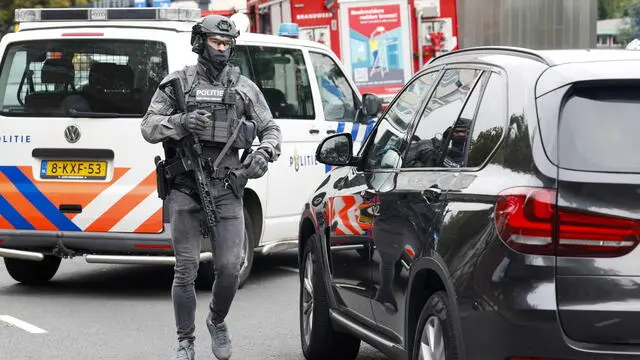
[599,0,639,20]
[0,0,91,34]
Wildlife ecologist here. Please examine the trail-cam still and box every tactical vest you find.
[185,74,238,147]
[162,66,257,164]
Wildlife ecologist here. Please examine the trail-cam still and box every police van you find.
[0,7,382,288]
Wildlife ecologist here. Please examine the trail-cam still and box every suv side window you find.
[308,51,359,122]
[465,72,507,168]
[403,68,483,169]
[362,71,440,171]
[235,45,315,120]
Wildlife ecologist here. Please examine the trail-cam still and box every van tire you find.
[4,256,61,285]
[195,207,254,290]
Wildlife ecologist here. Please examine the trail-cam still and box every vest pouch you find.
[212,105,230,143]
[231,117,257,150]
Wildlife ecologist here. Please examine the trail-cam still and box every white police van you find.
[0,7,381,288]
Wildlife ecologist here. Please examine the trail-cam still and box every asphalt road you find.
[0,251,387,360]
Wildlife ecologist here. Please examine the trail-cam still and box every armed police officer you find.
[140,15,281,360]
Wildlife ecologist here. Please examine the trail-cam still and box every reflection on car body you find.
[297,46,640,360]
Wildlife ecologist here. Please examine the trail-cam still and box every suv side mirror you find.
[316,133,354,166]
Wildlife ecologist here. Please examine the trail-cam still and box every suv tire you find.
[300,233,360,360]
[196,206,254,290]
[412,291,459,360]
[4,256,61,285]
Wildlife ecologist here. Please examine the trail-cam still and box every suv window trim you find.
[398,66,510,173]
[397,66,487,172]
[355,65,446,165]
[459,70,509,173]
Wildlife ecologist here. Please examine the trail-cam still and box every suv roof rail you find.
[427,46,552,66]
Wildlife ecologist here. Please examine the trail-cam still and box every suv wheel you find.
[196,207,254,290]
[300,233,360,360]
[412,291,459,360]
[4,256,61,285]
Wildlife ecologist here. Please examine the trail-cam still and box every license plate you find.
[40,160,108,180]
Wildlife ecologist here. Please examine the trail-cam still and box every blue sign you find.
[152,0,171,7]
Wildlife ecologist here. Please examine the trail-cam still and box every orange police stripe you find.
[133,208,163,233]
[18,166,131,220]
[84,171,157,232]
[0,214,14,230]
[0,172,57,231]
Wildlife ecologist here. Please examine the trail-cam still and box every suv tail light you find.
[494,187,640,258]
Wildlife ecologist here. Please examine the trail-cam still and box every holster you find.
[227,169,249,198]
[154,156,170,200]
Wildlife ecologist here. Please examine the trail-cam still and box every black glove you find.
[181,109,211,133]
[242,148,270,179]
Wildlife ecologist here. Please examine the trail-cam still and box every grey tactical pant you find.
[167,181,244,344]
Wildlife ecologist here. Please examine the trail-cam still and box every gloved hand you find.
[242,148,270,179]
[181,109,211,133]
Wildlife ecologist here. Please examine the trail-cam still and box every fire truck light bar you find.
[14,7,201,23]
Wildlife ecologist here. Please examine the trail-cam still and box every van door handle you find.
[421,187,442,204]
[326,129,337,134]
[309,129,320,134]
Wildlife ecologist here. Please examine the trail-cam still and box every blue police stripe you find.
[336,121,345,134]
[0,166,81,231]
[350,123,360,140]
[364,120,375,140]
[0,194,34,230]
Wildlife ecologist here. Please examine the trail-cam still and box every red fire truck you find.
[240,0,457,102]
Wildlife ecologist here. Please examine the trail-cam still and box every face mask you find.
[204,46,231,71]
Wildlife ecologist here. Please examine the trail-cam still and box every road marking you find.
[0,315,48,334]
[276,266,299,274]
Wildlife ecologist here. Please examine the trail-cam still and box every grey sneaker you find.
[207,314,231,360]
[172,340,195,360]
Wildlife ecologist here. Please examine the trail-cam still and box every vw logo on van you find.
[64,125,81,144]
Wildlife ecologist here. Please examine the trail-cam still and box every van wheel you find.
[412,291,459,360]
[196,207,254,290]
[4,256,61,285]
[300,234,360,360]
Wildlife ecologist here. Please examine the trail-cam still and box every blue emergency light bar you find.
[14,7,201,23]
[277,23,299,38]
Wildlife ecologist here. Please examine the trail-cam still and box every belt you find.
[165,158,232,179]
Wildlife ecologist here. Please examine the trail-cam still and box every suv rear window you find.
[0,39,168,117]
[538,82,640,173]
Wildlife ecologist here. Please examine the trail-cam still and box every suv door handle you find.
[421,187,442,204]
[326,129,337,134]
[309,129,320,134]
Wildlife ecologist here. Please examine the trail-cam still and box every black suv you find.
[297,46,640,360]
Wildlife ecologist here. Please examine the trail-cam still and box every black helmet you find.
[191,15,240,54]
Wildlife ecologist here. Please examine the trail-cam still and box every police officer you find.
[140,15,281,360]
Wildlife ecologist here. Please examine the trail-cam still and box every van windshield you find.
[0,39,168,117]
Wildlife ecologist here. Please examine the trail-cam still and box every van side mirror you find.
[362,93,382,117]
[356,93,382,124]
[316,133,354,166]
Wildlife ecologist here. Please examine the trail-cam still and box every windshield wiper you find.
[68,109,141,118]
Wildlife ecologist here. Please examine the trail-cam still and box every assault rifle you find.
[159,77,220,244]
